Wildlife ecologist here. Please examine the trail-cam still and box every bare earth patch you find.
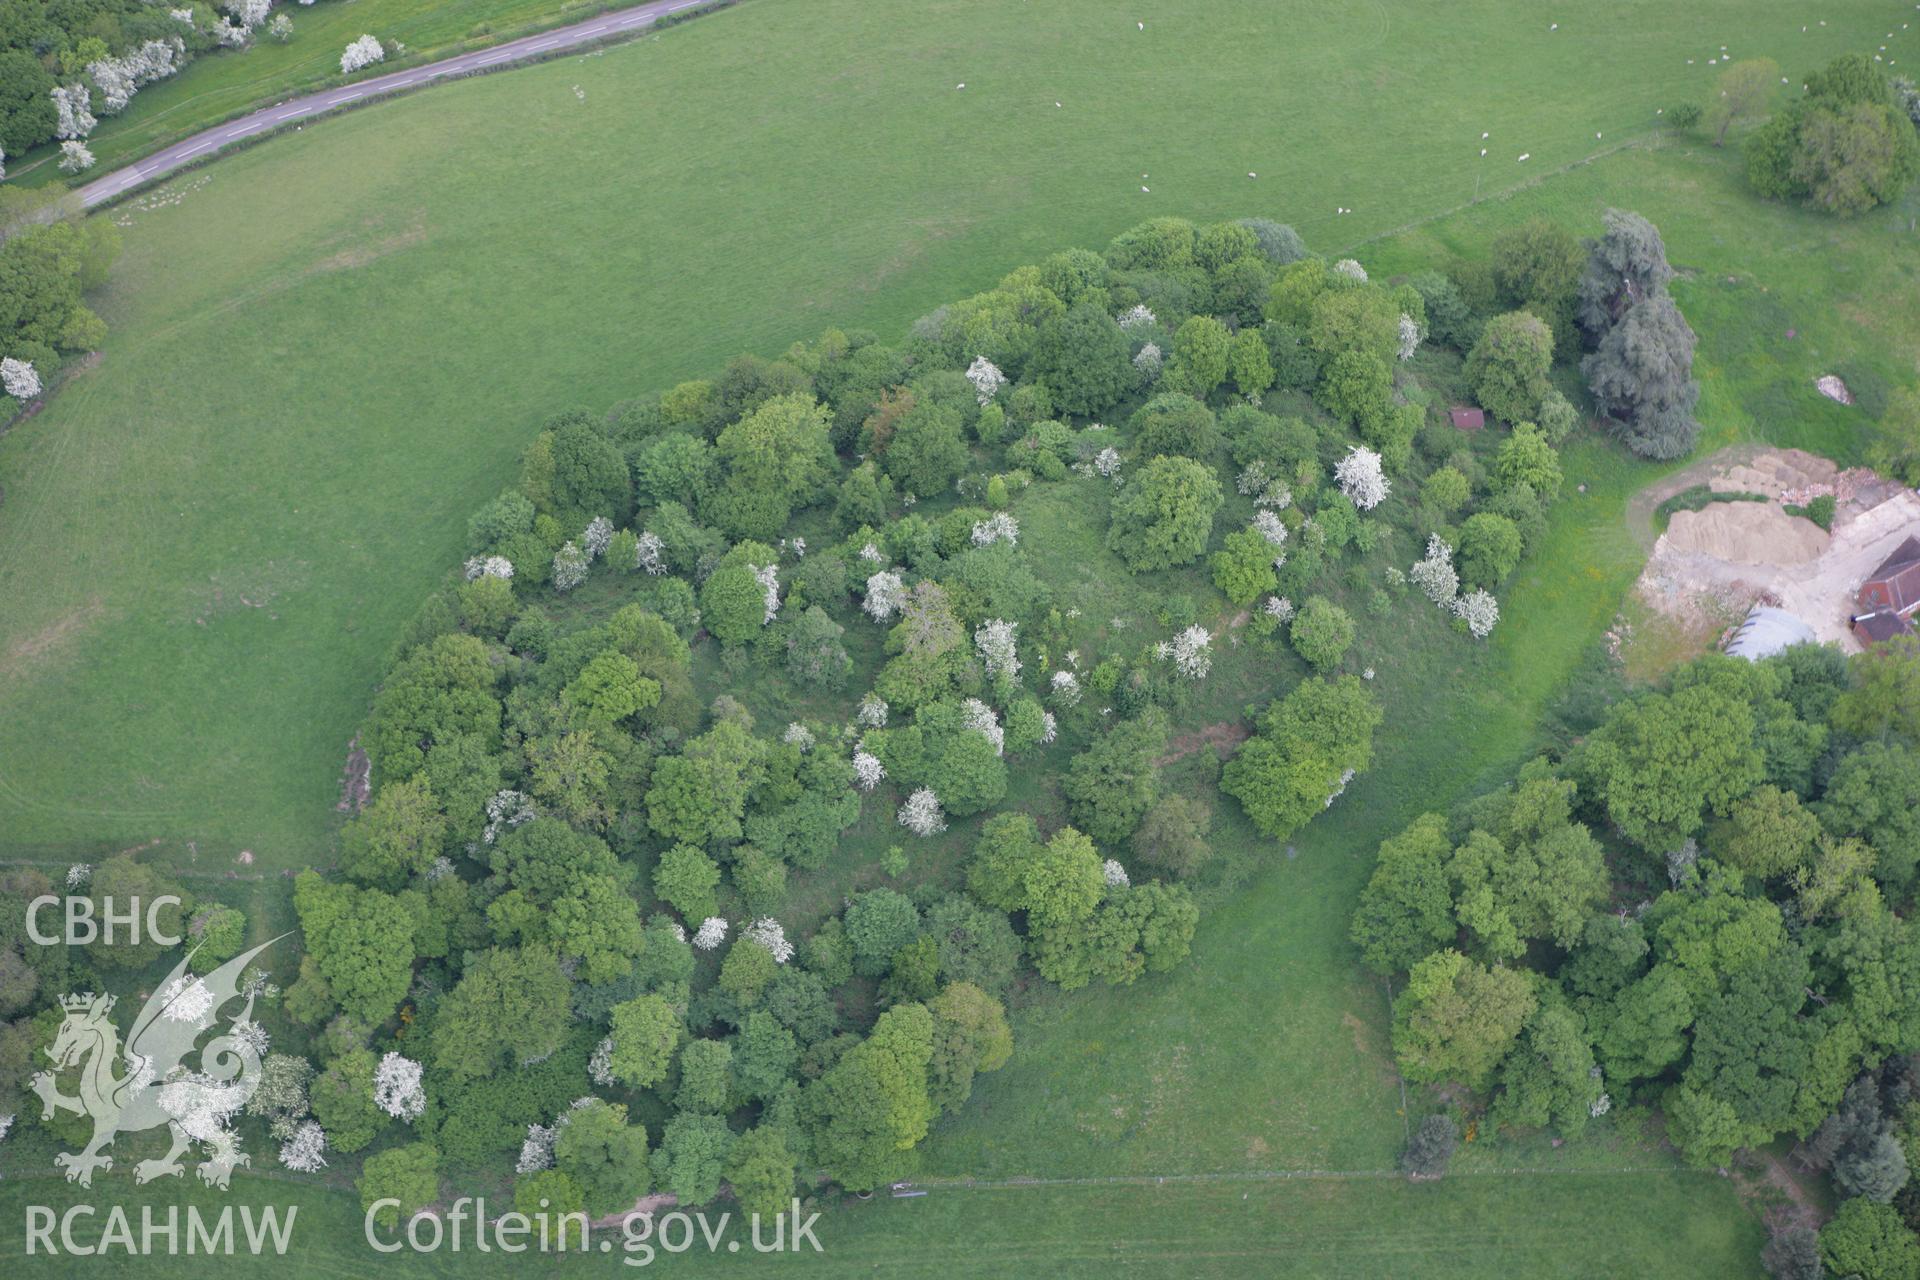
[0,598,105,679]
[1625,447,1920,671]
[1155,721,1249,767]
[592,1193,678,1228]
[1664,503,1828,566]
[337,735,371,813]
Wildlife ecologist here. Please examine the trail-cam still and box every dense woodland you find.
[1360,640,1920,1280]
[0,204,1736,1230]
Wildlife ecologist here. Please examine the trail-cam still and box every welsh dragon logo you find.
[31,936,284,1189]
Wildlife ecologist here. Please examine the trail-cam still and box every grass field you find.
[0,0,1900,863]
[0,1166,1765,1277]
[5,0,1920,1273]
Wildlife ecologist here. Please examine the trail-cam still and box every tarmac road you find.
[75,0,714,208]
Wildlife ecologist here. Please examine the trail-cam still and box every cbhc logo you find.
[26,896,183,946]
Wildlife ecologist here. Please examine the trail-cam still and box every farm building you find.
[1858,536,1920,615]
[1448,406,1485,431]
[1854,610,1913,645]
[1725,605,1817,661]
[1852,535,1920,645]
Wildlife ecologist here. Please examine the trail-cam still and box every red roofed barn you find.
[1852,536,1920,645]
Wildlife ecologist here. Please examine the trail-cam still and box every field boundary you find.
[911,1165,1703,1191]
[1347,133,1676,255]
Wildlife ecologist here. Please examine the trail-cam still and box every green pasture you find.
[4,1,1919,1273]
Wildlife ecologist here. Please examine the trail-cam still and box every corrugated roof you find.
[1862,536,1920,615]
[1725,605,1817,661]
[1855,610,1914,644]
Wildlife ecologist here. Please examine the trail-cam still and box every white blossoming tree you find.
[635,530,666,575]
[856,692,889,728]
[583,516,614,559]
[1102,859,1130,889]
[971,512,1019,547]
[1335,446,1390,511]
[1451,589,1500,638]
[1162,625,1212,679]
[58,140,95,173]
[1251,509,1289,547]
[1410,534,1459,605]
[852,749,886,791]
[51,85,96,140]
[2,358,42,401]
[898,787,946,837]
[782,722,815,750]
[863,569,906,622]
[692,917,729,950]
[372,1052,425,1122]
[231,1018,271,1059]
[481,789,536,845]
[743,917,794,963]
[552,541,589,591]
[224,0,269,29]
[752,562,781,624]
[965,355,1007,405]
[1333,258,1369,282]
[463,555,513,581]
[1050,669,1082,706]
[88,39,183,114]
[1094,446,1123,478]
[278,1121,328,1173]
[1133,343,1163,381]
[1118,304,1156,331]
[962,698,1005,755]
[1397,312,1422,361]
[588,1036,616,1087]
[516,1123,557,1173]
[974,619,1020,683]
[1264,595,1295,624]
[159,976,216,1027]
[340,33,384,73]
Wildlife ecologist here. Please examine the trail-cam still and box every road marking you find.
[530,38,561,49]
[180,141,211,156]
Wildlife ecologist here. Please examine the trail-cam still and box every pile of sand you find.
[1665,502,1831,566]
[1709,449,1841,497]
